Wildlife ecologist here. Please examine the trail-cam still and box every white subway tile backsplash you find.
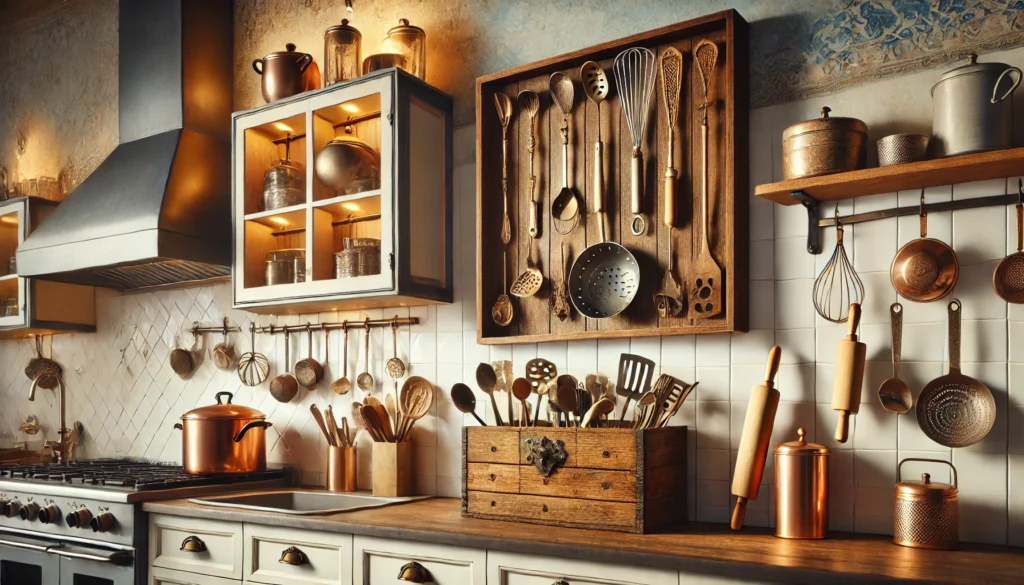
[731,329,775,365]
[697,366,730,402]
[749,280,775,330]
[775,279,815,330]
[953,205,1007,265]
[774,236,815,280]
[696,334,731,367]
[1009,454,1024,546]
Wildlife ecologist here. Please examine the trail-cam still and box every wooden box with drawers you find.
[461,426,687,533]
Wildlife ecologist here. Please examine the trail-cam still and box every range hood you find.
[17,0,234,290]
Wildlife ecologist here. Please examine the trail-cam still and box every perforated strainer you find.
[994,180,1024,303]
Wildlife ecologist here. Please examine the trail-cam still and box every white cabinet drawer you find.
[149,565,240,585]
[244,522,353,585]
[354,535,485,584]
[149,514,243,580]
[488,551,676,585]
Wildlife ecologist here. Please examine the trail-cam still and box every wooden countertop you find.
[143,496,1023,584]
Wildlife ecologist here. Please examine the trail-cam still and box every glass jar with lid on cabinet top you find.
[383,19,426,80]
[324,19,362,85]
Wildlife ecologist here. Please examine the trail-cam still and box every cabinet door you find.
[0,200,26,329]
[353,536,485,584]
[149,514,243,580]
[243,523,352,585]
[149,565,240,585]
[487,551,676,585]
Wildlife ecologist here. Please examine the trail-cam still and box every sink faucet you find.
[28,373,70,463]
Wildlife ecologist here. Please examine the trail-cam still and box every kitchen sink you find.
[188,491,429,515]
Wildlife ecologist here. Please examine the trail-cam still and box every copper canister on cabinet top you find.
[894,458,958,550]
[774,428,830,539]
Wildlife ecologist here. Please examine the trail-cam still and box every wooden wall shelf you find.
[755,147,1024,205]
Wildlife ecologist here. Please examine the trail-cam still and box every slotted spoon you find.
[510,243,543,297]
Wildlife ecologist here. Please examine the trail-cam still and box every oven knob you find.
[66,507,93,528]
[37,504,60,524]
[90,511,116,533]
[19,501,39,521]
[3,500,18,518]
[0,499,8,516]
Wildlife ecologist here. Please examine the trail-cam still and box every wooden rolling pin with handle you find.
[730,345,782,531]
[832,303,866,443]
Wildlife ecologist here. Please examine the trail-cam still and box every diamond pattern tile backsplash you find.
[3,45,1024,547]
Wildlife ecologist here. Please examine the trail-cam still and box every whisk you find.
[813,207,865,323]
[237,322,270,386]
[613,47,658,236]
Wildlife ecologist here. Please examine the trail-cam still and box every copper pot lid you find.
[182,391,266,421]
[783,106,867,140]
[774,427,829,456]
[895,473,957,497]
[263,43,308,61]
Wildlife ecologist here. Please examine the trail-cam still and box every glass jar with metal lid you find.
[774,427,830,539]
[384,19,426,80]
[324,19,362,85]
[893,458,958,550]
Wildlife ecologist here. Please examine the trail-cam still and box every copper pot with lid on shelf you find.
[782,106,867,180]
[894,458,959,550]
[253,43,321,103]
[173,391,272,474]
[774,427,830,539]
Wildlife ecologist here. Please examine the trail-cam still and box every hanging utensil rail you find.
[253,316,418,334]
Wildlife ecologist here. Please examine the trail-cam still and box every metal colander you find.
[568,242,639,319]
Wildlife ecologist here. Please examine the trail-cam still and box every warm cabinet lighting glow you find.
[274,122,293,132]
[342,104,359,113]
[269,217,289,226]
[342,202,361,211]
[0,216,17,225]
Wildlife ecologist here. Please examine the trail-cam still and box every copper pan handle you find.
[233,420,272,442]
[173,423,183,431]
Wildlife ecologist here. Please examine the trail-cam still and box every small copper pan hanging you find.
[890,190,958,302]
[994,179,1024,303]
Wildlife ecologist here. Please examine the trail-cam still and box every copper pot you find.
[774,428,829,539]
[173,392,272,474]
[782,106,867,180]
[253,43,319,103]
[894,458,958,550]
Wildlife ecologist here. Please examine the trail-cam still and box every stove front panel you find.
[0,488,135,547]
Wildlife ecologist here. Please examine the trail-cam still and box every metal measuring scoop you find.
[878,303,912,414]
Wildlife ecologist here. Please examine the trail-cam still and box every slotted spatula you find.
[616,354,655,423]
[655,377,698,428]
[526,358,557,423]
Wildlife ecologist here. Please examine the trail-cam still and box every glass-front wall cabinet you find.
[233,68,452,313]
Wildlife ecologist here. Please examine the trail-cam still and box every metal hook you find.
[391,316,398,331]
[222,317,230,336]
[364,317,370,332]
[919,189,927,216]
[1018,178,1022,205]
[341,319,348,333]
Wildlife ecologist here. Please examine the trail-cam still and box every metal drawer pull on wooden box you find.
[179,536,206,553]
[894,458,959,550]
[398,561,433,583]
[278,546,309,565]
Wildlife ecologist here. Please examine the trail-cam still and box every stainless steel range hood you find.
[17,0,234,290]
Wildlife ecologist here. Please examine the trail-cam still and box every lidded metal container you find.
[894,458,958,550]
[262,136,305,211]
[774,428,830,539]
[932,54,1022,157]
[782,106,867,180]
[253,43,317,103]
[265,249,306,285]
[384,19,426,80]
[324,19,362,85]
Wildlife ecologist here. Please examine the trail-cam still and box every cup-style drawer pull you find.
[279,546,309,566]
[553,581,570,585]
[179,535,207,553]
[398,561,434,583]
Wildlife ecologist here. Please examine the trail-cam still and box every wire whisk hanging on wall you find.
[813,206,865,323]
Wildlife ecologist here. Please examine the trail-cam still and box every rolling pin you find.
[730,345,782,531]
[832,303,866,443]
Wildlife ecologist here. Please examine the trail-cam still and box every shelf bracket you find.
[791,190,821,254]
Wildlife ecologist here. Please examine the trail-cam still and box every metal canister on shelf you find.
[323,19,362,85]
[774,428,830,539]
[262,135,305,211]
[334,238,380,278]
[893,458,958,550]
[265,249,305,285]
[782,106,867,180]
[335,249,360,279]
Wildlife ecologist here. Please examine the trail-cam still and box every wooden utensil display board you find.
[462,426,687,534]
[476,10,749,344]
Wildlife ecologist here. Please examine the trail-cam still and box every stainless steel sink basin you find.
[188,491,429,515]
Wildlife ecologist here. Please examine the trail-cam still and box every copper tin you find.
[774,428,829,539]
[782,106,867,180]
[174,391,272,475]
[327,446,357,492]
[894,458,959,550]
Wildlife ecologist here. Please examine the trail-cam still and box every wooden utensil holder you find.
[462,426,687,533]
[373,441,414,497]
[476,10,749,344]
[327,446,357,492]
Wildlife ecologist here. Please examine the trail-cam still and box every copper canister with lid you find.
[782,106,867,180]
[774,428,829,539]
[894,458,958,550]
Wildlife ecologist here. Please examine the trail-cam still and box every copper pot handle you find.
[233,420,272,442]
[173,423,182,431]
[297,53,313,74]
[252,59,264,75]
[897,458,957,488]
[215,391,234,405]
[279,546,308,566]
[180,535,207,553]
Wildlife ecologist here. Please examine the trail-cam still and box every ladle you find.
[550,72,580,235]
[331,322,352,395]
[879,303,912,414]
[356,319,374,392]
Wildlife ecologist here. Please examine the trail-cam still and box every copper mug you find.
[774,428,830,539]
[327,446,356,492]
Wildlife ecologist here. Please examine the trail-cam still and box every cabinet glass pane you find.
[243,207,307,289]
[311,94,382,202]
[408,96,448,288]
[311,194,382,281]
[1,559,42,584]
[242,112,308,216]
[0,210,20,317]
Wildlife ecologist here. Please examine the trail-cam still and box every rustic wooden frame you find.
[476,10,749,344]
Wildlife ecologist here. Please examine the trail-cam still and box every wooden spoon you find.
[360,404,386,443]
[555,385,578,427]
[451,383,487,426]
[581,397,615,428]
[351,402,373,441]
[310,404,334,446]
[511,378,533,427]
[475,363,503,426]
[397,376,434,441]
[385,393,400,434]
[364,395,394,442]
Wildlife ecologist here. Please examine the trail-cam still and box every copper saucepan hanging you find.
[993,179,1024,303]
[890,191,958,302]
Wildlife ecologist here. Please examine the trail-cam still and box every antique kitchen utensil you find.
[360,404,388,443]
[356,319,374,392]
[326,405,342,447]
[877,133,930,166]
[655,379,697,428]
[550,242,572,321]
[169,330,201,381]
[891,191,959,302]
[238,323,270,387]
[654,47,685,318]
[210,323,237,371]
[510,243,543,297]
[252,43,316,103]
[311,404,334,447]
[832,304,866,443]
[994,180,1024,303]
[295,325,324,389]
[397,376,432,441]
[932,54,1022,157]
[555,385,579,427]
[364,396,395,442]
[550,72,581,235]
[385,393,398,433]
[174,392,272,474]
[511,378,533,427]
[782,106,867,179]
[270,332,299,403]
[774,428,830,540]
[525,358,557,424]
[567,235,639,319]
[632,391,659,429]
[451,383,487,426]
[518,90,541,239]
[332,322,353,395]
[26,336,61,388]
[581,397,615,428]
[894,458,959,550]
[690,39,724,319]
[813,207,864,323]
[731,345,781,530]
[475,362,503,427]
[917,299,996,447]
[581,60,610,243]
[494,92,514,244]
[616,354,655,422]
[879,303,912,414]
[492,250,514,326]
[493,360,515,427]
[385,318,406,390]
[612,47,657,236]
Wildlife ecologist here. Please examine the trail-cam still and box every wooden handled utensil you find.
[310,404,334,447]
[451,383,487,426]
[616,354,655,423]
[581,397,615,428]
[511,378,533,427]
[475,363,502,427]
[690,39,724,319]
[730,345,781,530]
[832,303,866,443]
